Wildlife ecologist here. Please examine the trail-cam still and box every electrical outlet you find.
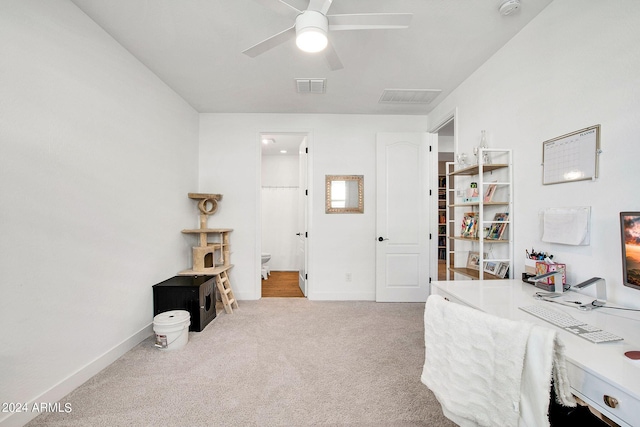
[345,273,352,282]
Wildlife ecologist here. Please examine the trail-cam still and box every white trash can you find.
[153,310,190,350]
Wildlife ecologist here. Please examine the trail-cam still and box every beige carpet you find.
[27,299,455,427]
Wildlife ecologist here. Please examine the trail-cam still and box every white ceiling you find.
[261,133,306,156]
[69,0,553,115]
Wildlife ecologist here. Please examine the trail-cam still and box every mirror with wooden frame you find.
[325,175,364,214]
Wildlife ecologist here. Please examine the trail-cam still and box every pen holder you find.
[535,262,566,285]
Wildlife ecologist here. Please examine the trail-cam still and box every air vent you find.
[296,78,326,94]
[379,89,442,104]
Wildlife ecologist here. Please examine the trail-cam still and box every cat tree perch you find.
[179,193,232,274]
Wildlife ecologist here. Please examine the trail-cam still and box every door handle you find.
[296,233,301,236]
[378,237,389,242]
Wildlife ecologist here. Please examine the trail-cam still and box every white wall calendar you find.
[542,124,601,185]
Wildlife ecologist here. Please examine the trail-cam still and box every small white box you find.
[525,259,537,274]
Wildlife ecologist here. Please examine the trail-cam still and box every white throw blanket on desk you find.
[421,295,575,427]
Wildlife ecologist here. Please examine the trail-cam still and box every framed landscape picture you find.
[484,261,499,275]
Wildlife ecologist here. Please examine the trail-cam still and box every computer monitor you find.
[620,211,640,290]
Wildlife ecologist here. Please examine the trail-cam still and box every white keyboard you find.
[519,305,623,343]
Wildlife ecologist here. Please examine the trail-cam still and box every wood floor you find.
[262,271,304,298]
[263,264,448,298]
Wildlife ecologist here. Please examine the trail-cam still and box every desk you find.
[431,280,640,427]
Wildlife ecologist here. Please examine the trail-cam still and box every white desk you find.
[431,279,640,427]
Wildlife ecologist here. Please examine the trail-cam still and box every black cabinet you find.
[153,276,217,332]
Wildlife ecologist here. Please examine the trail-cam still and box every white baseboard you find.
[308,291,376,301]
[1,323,153,427]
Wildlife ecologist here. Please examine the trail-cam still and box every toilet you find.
[261,253,271,280]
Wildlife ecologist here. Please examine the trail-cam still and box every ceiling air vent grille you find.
[296,78,326,94]
[379,89,442,104]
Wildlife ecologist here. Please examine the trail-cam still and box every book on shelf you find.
[486,212,509,240]
[461,212,479,238]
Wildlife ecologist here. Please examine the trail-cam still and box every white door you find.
[297,138,308,296]
[376,132,433,302]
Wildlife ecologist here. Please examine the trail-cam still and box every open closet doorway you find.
[430,118,455,281]
[260,133,308,298]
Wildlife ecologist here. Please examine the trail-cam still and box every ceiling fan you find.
[242,0,413,70]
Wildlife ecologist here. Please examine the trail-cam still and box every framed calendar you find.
[542,124,601,185]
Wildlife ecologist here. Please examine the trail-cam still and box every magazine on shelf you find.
[486,212,509,240]
[461,212,478,238]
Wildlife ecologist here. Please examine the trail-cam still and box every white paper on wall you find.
[541,207,591,246]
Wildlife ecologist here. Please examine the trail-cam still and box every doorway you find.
[430,117,455,280]
[260,132,308,298]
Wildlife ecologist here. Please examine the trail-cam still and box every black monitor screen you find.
[621,212,640,290]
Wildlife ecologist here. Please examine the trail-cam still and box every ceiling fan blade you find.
[242,25,296,58]
[253,0,301,20]
[324,41,343,71]
[307,0,333,14]
[327,13,413,31]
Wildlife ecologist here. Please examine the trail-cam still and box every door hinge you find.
[305,189,308,196]
[429,233,432,240]
[305,232,308,238]
[429,145,432,152]
[429,277,432,283]
[305,147,308,153]
[305,273,308,280]
[429,189,432,196]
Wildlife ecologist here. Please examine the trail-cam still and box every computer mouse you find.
[624,351,640,361]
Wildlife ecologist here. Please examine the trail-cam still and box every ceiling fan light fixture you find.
[296,28,328,52]
[295,11,329,53]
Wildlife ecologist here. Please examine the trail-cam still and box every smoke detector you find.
[499,0,521,16]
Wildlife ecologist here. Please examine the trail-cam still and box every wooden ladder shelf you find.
[216,269,238,314]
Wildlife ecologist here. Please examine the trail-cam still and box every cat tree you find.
[179,193,237,314]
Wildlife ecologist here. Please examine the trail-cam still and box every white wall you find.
[199,114,427,300]
[261,154,299,270]
[262,155,299,187]
[427,0,640,307]
[0,1,199,425]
